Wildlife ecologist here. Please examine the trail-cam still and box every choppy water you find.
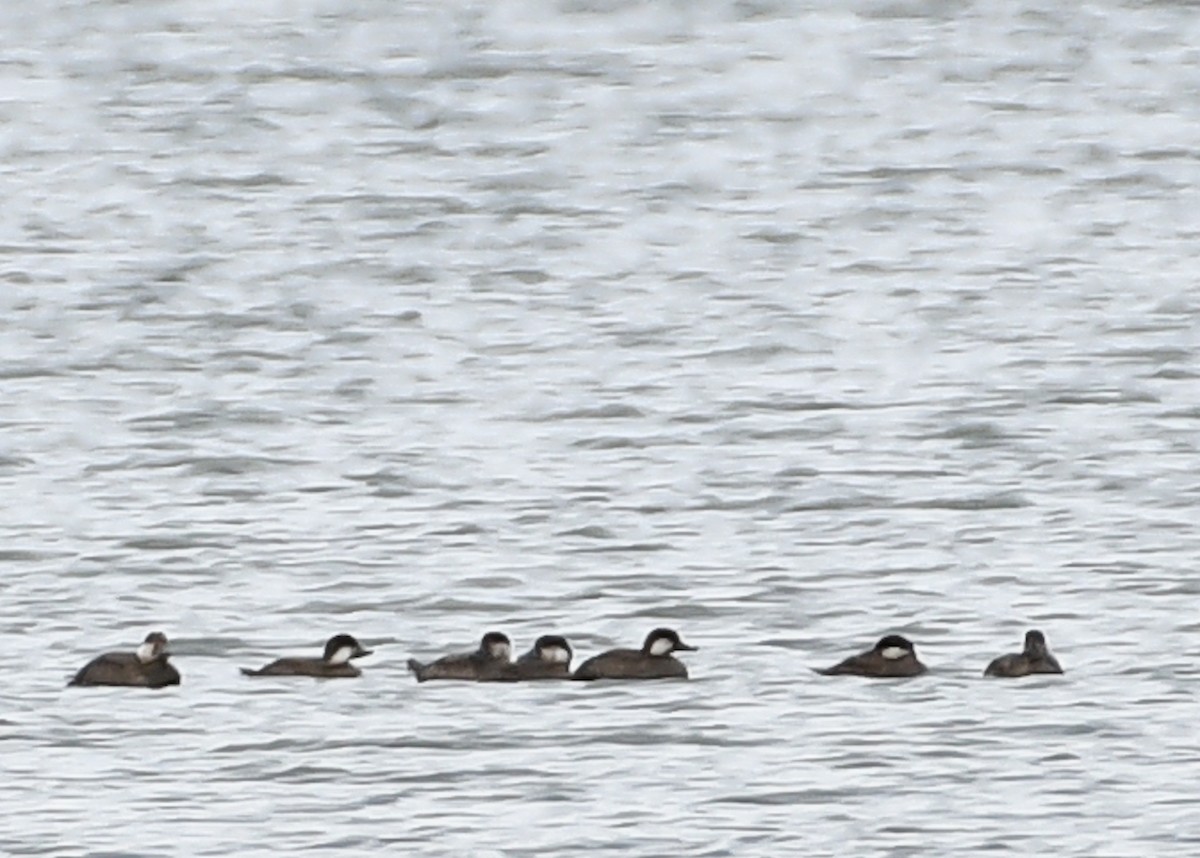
[3,1,1199,855]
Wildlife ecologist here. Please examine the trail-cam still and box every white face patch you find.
[328,645,355,665]
[649,637,675,656]
[490,641,511,660]
[880,646,908,660]
[136,642,159,663]
[542,645,570,664]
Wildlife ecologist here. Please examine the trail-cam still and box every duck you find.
[573,627,696,680]
[512,634,573,680]
[240,633,373,678]
[816,634,927,678]
[407,631,513,682]
[984,629,1063,678]
[68,631,181,688]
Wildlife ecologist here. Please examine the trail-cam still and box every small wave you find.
[538,404,645,421]
[713,787,858,806]
[566,542,675,554]
[120,535,232,551]
[722,397,858,413]
[557,525,615,539]
[1046,391,1159,405]
[897,492,1030,511]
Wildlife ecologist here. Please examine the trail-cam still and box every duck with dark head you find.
[816,634,927,678]
[69,631,181,689]
[513,634,574,680]
[241,634,373,678]
[407,631,514,682]
[573,628,696,681]
[984,630,1063,678]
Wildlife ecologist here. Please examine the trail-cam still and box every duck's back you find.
[984,653,1063,678]
[818,654,868,676]
[984,653,1023,677]
[241,658,360,678]
[407,653,512,682]
[70,653,180,688]
[820,653,925,678]
[573,649,688,680]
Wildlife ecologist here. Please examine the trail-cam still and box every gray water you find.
[2,1,1199,855]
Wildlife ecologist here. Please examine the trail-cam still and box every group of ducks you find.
[815,630,1064,678]
[66,626,1064,689]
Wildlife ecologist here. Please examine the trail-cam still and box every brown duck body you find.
[407,652,513,682]
[573,648,689,680]
[241,658,362,678]
[572,628,696,681]
[984,631,1063,678]
[70,653,180,689]
[241,634,372,679]
[407,632,514,682]
[817,635,927,678]
[818,651,926,678]
[983,653,1062,677]
[513,659,570,680]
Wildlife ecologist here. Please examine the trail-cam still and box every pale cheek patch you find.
[880,646,908,660]
[329,646,355,665]
[137,643,158,663]
[649,638,675,656]
[543,645,571,664]
[491,642,512,660]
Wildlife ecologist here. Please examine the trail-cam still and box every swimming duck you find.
[407,631,513,682]
[241,633,373,678]
[68,631,181,689]
[984,630,1063,678]
[573,627,696,681]
[816,634,927,678]
[512,634,573,680]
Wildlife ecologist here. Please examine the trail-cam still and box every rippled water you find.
[3,1,1199,855]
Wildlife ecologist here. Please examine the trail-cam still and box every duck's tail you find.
[406,659,427,682]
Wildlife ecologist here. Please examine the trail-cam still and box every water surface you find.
[2,1,1199,855]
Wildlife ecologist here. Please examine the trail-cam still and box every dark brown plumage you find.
[512,635,573,680]
[407,631,514,682]
[572,628,696,681]
[241,634,373,678]
[817,634,927,678]
[69,632,180,689]
[984,630,1063,678]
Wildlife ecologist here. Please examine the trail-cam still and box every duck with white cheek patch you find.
[512,635,574,680]
[817,634,927,678]
[407,631,514,682]
[241,634,373,678]
[572,627,696,680]
[69,631,181,689]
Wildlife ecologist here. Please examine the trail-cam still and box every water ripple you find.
[1,2,1198,856]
